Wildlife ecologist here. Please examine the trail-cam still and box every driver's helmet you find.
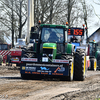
[50,32,57,37]
[48,28,52,33]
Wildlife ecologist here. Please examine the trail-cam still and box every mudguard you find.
[65,44,75,55]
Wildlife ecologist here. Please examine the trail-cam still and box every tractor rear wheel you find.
[0,55,3,64]
[7,55,11,64]
[97,60,100,70]
[90,58,97,71]
[74,49,86,81]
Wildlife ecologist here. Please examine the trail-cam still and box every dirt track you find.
[0,65,100,100]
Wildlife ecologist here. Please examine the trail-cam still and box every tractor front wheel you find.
[61,55,74,81]
[68,56,74,81]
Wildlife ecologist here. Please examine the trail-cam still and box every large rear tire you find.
[90,58,97,71]
[74,49,86,81]
[7,55,11,63]
[0,55,3,64]
[97,60,100,70]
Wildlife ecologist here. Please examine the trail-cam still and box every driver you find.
[70,36,78,42]
[48,29,59,42]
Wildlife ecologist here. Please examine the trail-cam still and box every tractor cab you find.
[68,27,85,51]
[37,24,68,57]
[40,24,67,43]
[88,40,99,70]
[89,40,98,57]
[40,27,65,43]
[0,44,11,50]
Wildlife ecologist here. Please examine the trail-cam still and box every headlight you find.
[43,54,46,56]
[49,54,53,57]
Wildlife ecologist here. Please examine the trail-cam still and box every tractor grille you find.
[43,49,53,60]
[43,49,53,54]
[57,44,64,53]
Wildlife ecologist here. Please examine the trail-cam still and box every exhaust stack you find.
[27,0,34,44]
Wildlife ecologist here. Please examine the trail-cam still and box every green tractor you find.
[89,40,100,70]
[20,24,88,81]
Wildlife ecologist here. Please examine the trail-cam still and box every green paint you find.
[95,51,100,59]
[40,24,66,28]
[43,43,57,59]
[43,43,56,49]
[65,44,72,54]
[89,41,97,44]
[34,43,37,52]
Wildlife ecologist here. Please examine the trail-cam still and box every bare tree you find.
[0,0,94,46]
[94,0,100,18]
[34,0,64,24]
[81,0,88,28]
[16,0,27,38]
[0,0,27,47]
[67,0,75,26]
[80,0,94,38]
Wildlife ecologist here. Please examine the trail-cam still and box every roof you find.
[89,27,100,39]
[89,41,97,43]
[40,24,66,28]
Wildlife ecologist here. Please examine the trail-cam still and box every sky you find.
[88,0,100,36]
[5,0,100,44]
